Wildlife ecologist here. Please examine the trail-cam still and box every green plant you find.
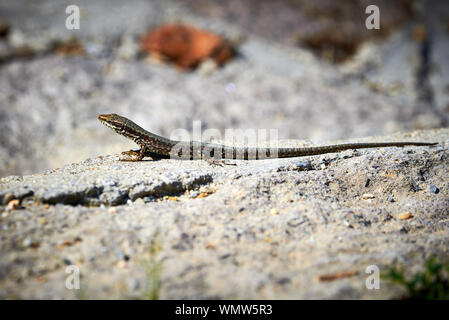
[382,257,449,299]
[141,238,163,300]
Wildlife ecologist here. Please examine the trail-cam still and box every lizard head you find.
[98,113,143,142]
[98,113,128,131]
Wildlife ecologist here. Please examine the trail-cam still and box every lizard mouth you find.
[98,114,109,122]
[98,114,140,141]
[98,114,121,132]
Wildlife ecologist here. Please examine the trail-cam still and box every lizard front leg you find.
[119,145,148,161]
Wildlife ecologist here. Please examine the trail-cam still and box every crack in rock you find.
[0,161,214,206]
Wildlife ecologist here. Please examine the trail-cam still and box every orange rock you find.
[58,240,73,249]
[140,24,234,70]
[195,192,209,199]
[398,212,412,220]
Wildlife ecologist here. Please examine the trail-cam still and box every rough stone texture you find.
[0,129,448,299]
[0,0,449,300]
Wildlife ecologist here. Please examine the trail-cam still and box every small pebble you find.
[22,237,33,247]
[398,212,412,220]
[387,197,395,203]
[361,193,375,200]
[277,277,291,285]
[195,192,210,199]
[270,208,279,216]
[225,82,236,93]
[108,207,117,214]
[115,248,125,260]
[295,161,313,170]
[365,179,371,187]
[189,191,200,198]
[429,185,440,194]
[399,227,408,234]
[287,218,305,227]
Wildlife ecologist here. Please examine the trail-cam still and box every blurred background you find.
[0,0,448,177]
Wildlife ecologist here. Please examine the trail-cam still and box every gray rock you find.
[0,129,447,299]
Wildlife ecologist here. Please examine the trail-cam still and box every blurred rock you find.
[140,23,234,69]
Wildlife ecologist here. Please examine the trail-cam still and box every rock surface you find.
[0,129,447,299]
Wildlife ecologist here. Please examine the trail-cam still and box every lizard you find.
[98,113,438,161]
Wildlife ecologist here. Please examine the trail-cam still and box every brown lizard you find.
[98,113,437,161]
